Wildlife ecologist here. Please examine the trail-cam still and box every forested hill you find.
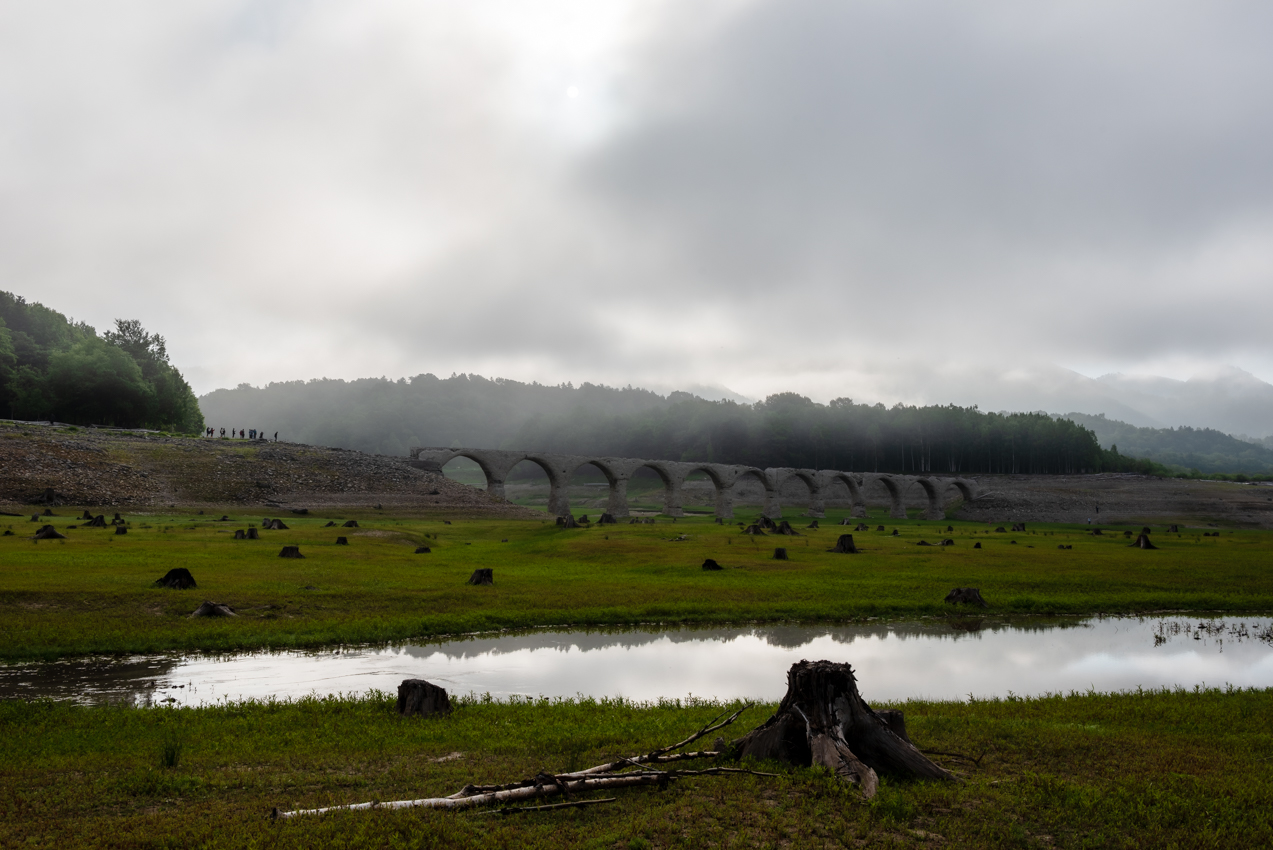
[0,291,203,432]
[1061,412,1273,474]
[200,375,1129,475]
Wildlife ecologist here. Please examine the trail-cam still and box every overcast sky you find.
[3,0,1273,407]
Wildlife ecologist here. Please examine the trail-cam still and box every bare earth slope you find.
[0,422,535,515]
[953,473,1273,528]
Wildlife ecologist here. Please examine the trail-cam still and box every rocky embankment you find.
[0,422,535,515]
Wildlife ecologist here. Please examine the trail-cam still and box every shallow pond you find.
[3,616,1271,707]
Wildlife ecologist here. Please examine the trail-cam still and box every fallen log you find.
[275,703,757,820]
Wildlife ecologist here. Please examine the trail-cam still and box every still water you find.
[3,616,1271,708]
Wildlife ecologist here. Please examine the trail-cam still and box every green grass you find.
[1,509,1271,661]
[3,688,1271,848]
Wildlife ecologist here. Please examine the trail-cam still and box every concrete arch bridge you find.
[408,447,978,521]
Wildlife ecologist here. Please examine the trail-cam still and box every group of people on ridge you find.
[204,427,278,441]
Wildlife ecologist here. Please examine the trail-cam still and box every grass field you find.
[2,509,1271,661]
[3,687,1271,848]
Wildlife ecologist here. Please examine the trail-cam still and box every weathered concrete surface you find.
[409,447,979,520]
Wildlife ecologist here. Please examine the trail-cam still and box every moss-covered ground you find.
[3,688,1272,848]
[2,509,1271,661]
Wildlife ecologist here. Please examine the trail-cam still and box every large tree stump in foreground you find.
[732,660,953,798]
[154,568,197,589]
[397,679,452,717]
[1130,533,1157,549]
[828,534,858,553]
[945,587,988,607]
[468,568,494,585]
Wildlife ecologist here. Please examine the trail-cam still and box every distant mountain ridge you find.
[1059,412,1273,474]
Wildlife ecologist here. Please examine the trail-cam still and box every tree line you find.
[0,291,203,432]
[201,373,1161,475]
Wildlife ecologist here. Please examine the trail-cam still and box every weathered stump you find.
[732,660,953,798]
[279,546,304,558]
[190,601,236,618]
[233,529,246,539]
[743,524,766,535]
[876,525,885,532]
[702,558,723,570]
[414,546,432,554]
[1167,524,1179,533]
[397,679,452,717]
[973,541,982,548]
[80,510,93,520]
[775,521,799,536]
[854,523,870,532]
[578,515,590,524]
[829,534,858,554]
[32,525,65,540]
[916,540,932,546]
[269,519,289,530]
[806,520,819,529]
[112,513,125,525]
[890,529,899,536]
[115,526,127,535]
[468,568,494,585]
[342,520,359,528]
[324,521,336,527]
[598,513,617,525]
[944,587,988,607]
[560,514,580,529]
[839,518,853,526]
[85,515,107,528]
[335,537,348,545]
[994,526,1006,533]
[773,547,789,560]
[757,517,777,531]
[154,568,197,589]
[940,539,954,546]
[1011,522,1026,532]
[1130,533,1157,549]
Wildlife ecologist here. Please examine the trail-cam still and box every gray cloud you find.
[2,0,1272,421]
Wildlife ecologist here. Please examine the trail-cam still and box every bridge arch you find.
[820,471,867,518]
[863,474,907,519]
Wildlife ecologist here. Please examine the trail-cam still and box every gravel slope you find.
[0,422,535,515]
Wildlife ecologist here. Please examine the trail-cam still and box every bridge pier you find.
[606,477,630,518]
[662,480,685,517]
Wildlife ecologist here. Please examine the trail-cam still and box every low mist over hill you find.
[201,374,1130,476]
[1061,413,1273,475]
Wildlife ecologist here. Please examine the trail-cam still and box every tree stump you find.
[890,529,899,536]
[115,526,127,535]
[731,660,953,798]
[246,527,259,539]
[397,679,452,717]
[468,568,494,585]
[702,558,723,570]
[279,546,304,558]
[1167,524,1179,533]
[806,520,819,529]
[758,517,777,531]
[32,525,65,540]
[854,523,870,532]
[234,529,246,539]
[940,539,954,546]
[335,537,348,545]
[1011,522,1026,532]
[916,540,932,546]
[715,517,724,525]
[80,510,93,520]
[112,513,125,525]
[994,526,1006,533]
[190,601,236,618]
[876,525,885,532]
[414,546,431,554]
[1130,533,1157,549]
[743,524,766,535]
[578,515,590,524]
[324,521,336,527]
[973,541,981,548]
[829,534,858,553]
[342,520,359,528]
[944,587,988,607]
[269,519,289,530]
[154,568,197,589]
[598,513,617,525]
[773,547,788,560]
[775,521,799,535]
